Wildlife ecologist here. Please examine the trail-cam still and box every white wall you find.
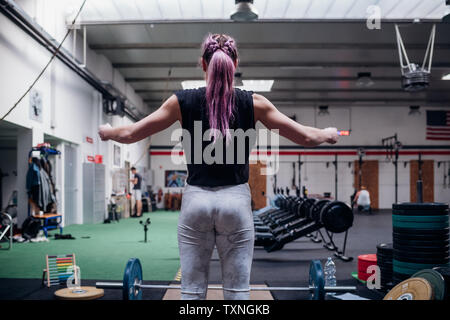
[0,149,17,207]
[149,105,450,208]
[0,3,151,225]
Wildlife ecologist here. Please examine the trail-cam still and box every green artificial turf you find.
[0,210,180,281]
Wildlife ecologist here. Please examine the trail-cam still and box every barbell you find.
[96,258,356,300]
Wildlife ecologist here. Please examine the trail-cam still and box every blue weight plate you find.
[123,258,143,300]
[309,260,325,300]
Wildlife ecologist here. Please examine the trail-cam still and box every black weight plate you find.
[393,254,449,265]
[392,202,449,211]
[394,249,449,260]
[393,240,449,250]
[377,253,393,260]
[320,201,353,233]
[377,261,394,269]
[377,242,393,252]
[393,227,449,236]
[392,209,449,216]
[393,234,449,242]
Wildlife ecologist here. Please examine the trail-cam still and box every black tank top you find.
[175,87,255,187]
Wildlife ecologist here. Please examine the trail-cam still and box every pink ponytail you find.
[201,34,238,141]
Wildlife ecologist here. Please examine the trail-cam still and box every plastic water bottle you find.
[324,257,337,295]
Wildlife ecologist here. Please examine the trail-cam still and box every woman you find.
[98,34,338,300]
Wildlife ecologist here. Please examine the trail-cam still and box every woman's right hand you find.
[98,123,112,141]
[322,127,339,144]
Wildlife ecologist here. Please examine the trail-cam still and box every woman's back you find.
[175,87,256,187]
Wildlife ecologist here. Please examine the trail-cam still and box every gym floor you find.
[0,209,387,300]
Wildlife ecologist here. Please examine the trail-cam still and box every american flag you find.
[426,110,450,141]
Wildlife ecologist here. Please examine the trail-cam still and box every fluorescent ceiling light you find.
[181,80,206,89]
[442,73,450,80]
[280,66,324,70]
[237,80,274,92]
[181,80,274,92]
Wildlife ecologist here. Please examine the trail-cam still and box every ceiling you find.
[73,0,447,21]
[75,1,450,110]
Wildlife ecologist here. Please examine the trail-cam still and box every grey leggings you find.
[178,183,254,300]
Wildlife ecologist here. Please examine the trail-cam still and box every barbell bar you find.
[95,258,356,300]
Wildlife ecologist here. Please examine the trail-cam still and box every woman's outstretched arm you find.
[253,93,338,147]
[98,95,181,144]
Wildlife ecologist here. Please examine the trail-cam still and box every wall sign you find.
[29,89,43,122]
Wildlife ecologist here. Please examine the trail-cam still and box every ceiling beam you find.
[126,76,403,82]
[144,98,449,105]
[79,19,441,26]
[135,88,449,94]
[114,62,450,69]
[90,42,450,51]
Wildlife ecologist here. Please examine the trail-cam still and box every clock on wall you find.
[29,89,43,122]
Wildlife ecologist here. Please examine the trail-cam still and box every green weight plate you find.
[309,260,325,300]
[123,258,143,300]
[393,215,449,223]
[412,269,446,300]
[392,203,449,211]
[394,265,424,276]
[393,259,448,270]
[392,220,449,229]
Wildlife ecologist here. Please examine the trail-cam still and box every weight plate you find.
[433,266,450,279]
[384,277,434,300]
[377,242,393,252]
[320,201,353,233]
[123,258,143,300]
[392,220,449,229]
[393,249,449,259]
[393,215,449,223]
[393,227,449,235]
[393,271,411,281]
[392,202,449,211]
[394,253,449,264]
[392,209,449,216]
[393,233,449,242]
[309,260,325,300]
[393,241,449,251]
[393,259,448,271]
[412,269,446,300]
[54,286,104,300]
[393,242,449,250]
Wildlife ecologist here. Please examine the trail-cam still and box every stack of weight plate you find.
[376,243,393,290]
[392,202,449,284]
